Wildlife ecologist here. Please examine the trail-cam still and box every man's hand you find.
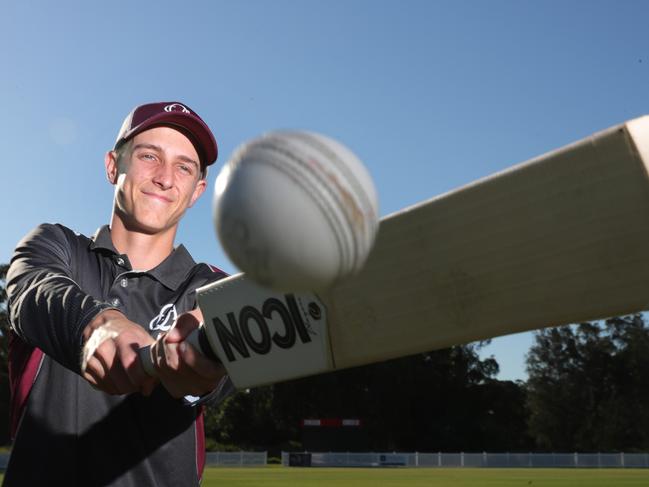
[81,309,157,396]
[149,309,226,398]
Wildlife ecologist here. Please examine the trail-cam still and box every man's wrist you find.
[79,308,136,375]
[82,308,126,343]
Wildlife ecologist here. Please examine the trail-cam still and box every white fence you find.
[282,451,649,468]
[205,451,267,467]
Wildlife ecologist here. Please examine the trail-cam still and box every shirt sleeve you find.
[182,375,236,407]
[7,224,116,373]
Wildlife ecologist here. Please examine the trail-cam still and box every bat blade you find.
[198,116,649,388]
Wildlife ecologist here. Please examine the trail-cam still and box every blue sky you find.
[2,0,648,381]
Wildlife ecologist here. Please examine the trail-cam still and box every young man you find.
[5,102,233,486]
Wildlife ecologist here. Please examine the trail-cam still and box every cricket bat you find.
[153,116,649,389]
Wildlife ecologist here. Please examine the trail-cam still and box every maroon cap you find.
[114,101,218,166]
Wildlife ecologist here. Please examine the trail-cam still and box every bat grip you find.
[138,325,219,377]
[138,344,157,377]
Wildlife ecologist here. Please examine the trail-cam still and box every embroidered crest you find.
[149,303,178,332]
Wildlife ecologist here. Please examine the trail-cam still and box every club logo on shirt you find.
[149,303,178,332]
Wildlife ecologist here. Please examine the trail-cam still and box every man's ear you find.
[105,151,119,185]
[188,179,207,208]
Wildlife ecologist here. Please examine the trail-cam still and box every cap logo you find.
[164,103,190,114]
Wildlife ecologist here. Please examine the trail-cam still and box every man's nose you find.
[152,162,173,189]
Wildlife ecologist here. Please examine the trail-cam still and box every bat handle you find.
[138,325,220,378]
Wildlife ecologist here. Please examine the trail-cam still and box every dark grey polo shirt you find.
[5,223,230,486]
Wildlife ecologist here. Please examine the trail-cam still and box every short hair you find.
[114,139,132,173]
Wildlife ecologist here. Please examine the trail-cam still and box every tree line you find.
[1,264,648,454]
[204,316,649,455]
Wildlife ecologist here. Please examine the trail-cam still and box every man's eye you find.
[140,153,156,161]
[179,165,193,174]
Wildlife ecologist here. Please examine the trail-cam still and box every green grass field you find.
[0,466,646,485]
[201,467,649,487]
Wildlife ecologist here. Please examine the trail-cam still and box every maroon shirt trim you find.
[8,331,44,439]
[195,406,206,480]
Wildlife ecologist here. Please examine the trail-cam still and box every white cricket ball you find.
[213,131,379,291]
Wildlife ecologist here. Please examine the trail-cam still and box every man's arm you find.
[7,224,117,372]
[8,224,155,395]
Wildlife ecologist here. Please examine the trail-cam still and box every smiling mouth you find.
[142,191,173,203]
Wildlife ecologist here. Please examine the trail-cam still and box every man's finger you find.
[82,356,104,386]
[118,342,159,395]
[115,342,154,393]
[165,311,202,342]
[94,341,141,394]
[139,378,157,397]
[157,341,182,372]
[81,326,120,373]
[179,341,224,380]
[83,356,119,395]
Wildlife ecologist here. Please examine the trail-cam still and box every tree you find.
[526,315,649,451]
[0,264,10,444]
[204,385,284,451]
[0,265,9,363]
[205,342,533,454]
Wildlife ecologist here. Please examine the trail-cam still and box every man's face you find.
[106,126,207,234]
